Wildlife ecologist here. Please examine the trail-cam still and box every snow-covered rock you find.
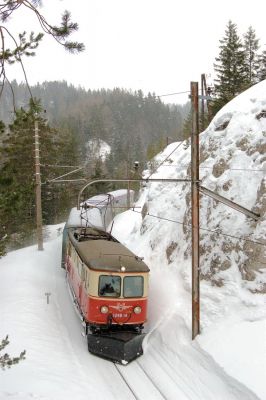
[110,81,266,399]
[113,80,266,293]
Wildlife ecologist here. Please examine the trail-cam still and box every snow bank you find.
[111,81,266,399]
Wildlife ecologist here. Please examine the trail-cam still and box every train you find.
[61,189,150,364]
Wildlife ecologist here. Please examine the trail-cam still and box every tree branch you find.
[0,0,85,107]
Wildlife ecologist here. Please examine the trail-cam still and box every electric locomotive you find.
[61,190,149,364]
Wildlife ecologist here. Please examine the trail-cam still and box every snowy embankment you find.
[0,227,263,400]
[0,227,139,400]
[110,80,266,399]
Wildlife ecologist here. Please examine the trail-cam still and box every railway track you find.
[114,361,168,400]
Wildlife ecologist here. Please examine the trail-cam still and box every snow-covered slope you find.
[110,81,266,398]
[0,226,264,400]
[113,80,266,291]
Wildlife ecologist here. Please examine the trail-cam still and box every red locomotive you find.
[61,190,149,364]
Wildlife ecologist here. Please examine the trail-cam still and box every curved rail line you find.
[114,363,139,400]
[114,362,168,400]
[135,360,168,399]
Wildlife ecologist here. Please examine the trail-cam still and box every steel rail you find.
[114,363,140,400]
[114,362,168,400]
[135,360,168,399]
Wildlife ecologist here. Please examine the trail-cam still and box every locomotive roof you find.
[69,231,149,273]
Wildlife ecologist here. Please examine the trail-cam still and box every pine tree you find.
[258,50,266,81]
[243,26,260,85]
[0,99,73,250]
[0,336,26,370]
[87,158,110,197]
[212,21,247,114]
[0,120,5,134]
[182,110,192,139]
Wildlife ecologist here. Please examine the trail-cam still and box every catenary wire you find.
[157,90,191,98]
[146,140,187,179]
[158,165,265,173]
[130,209,265,247]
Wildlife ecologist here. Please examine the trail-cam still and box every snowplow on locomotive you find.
[61,190,149,364]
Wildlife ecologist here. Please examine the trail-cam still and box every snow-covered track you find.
[114,364,139,400]
[135,360,168,399]
[114,362,167,400]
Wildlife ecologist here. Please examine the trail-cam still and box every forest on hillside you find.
[0,81,189,252]
[0,80,189,160]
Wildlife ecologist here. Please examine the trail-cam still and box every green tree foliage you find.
[182,109,193,139]
[0,120,5,135]
[0,335,26,370]
[243,26,260,85]
[0,81,187,177]
[0,98,79,251]
[146,137,166,161]
[210,22,266,116]
[258,50,266,81]
[212,21,247,114]
[0,83,187,254]
[86,158,109,196]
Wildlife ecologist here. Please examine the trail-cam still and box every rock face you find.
[139,81,266,293]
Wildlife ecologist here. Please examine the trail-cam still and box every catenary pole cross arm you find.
[199,185,260,221]
[77,178,195,209]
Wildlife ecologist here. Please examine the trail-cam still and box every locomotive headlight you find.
[134,306,142,314]
[100,305,109,314]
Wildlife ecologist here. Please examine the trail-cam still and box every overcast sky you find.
[5,0,266,104]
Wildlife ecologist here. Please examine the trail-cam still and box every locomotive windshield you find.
[123,276,143,298]
[99,275,144,298]
[99,275,121,297]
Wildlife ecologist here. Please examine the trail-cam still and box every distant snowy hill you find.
[86,138,111,162]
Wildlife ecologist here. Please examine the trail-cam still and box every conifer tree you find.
[243,26,260,85]
[0,120,5,134]
[0,99,75,250]
[0,336,26,370]
[182,110,192,139]
[212,21,247,114]
[258,50,266,81]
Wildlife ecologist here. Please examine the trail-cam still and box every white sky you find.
[5,0,266,104]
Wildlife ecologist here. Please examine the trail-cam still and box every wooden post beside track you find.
[201,74,205,132]
[34,116,44,251]
[191,82,200,339]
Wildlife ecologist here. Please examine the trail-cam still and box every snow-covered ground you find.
[1,81,266,399]
[0,225,264,400]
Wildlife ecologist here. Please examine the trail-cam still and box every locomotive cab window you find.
[99,275,121,297]
[123,276,143,298]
